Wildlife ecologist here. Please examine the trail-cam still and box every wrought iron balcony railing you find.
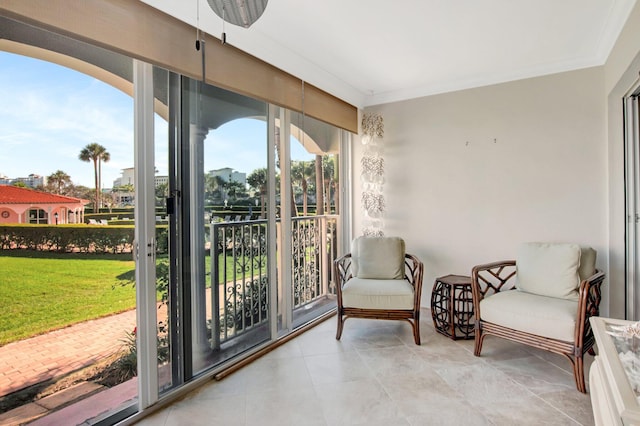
[210,215,338,347]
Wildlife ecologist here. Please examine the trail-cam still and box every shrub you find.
[0,224,134,253]
[0,224,170,254]
[114,259,171,378]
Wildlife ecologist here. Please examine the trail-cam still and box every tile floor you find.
[136,312,595,426]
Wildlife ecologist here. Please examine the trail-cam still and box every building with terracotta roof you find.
[0,185,89,224]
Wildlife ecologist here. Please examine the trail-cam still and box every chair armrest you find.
[471,260,517,321]
[405,253,424,309]
[334,253,353,295]
[575,269,606,352]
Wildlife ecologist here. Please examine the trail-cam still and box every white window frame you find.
[133,59,159,408]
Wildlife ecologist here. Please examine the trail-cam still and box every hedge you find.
[0,224,169,254]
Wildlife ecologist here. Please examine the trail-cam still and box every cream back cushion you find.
[578,246,597,281]
[516,242,581,301]
[351,236,405,280]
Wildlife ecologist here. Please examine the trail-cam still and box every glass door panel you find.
[179,78,271,375]
[0,32,140,423]
[152,66,174,393]
[625,91,640,320]
[289,112,340,328]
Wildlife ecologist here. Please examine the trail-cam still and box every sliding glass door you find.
[156,74,347,383]
[134,66,350,416]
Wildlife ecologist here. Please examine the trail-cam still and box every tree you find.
[46,170,71,195]
[205,174,226,201]
[66,184,92,201]
[247,168,268,218]
[79,143,110,213]
[225,180,247,201]
[98,150,110,208]
[155,182,169,207]
[115,183,134,193]
[291,160,315,216]
[315,155,324,215]
[322,156,338,214]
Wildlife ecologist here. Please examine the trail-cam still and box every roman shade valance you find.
[0,0,357,133]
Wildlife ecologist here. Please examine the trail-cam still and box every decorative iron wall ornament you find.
[361,113,384,139]
[361,113,385,236]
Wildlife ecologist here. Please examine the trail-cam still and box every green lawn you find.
[0,251,137,346]
[0,250,263,346]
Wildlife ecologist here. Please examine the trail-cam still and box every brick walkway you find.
[0,310,137,398]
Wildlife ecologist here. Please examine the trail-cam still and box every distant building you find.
[209,167,246,185]
[155,175,169,187]
[114,191,134,206]
[0,184,89,224]
[110,169,167,206]
[113,168,168,189]
[4,173,45,188]
[113,167,135,188]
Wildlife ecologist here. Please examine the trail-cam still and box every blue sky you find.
[0,51,312,188]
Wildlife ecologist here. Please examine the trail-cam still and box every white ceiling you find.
[143,0,637,108]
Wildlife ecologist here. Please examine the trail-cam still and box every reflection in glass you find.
[606,321,640,396]
[151,71,347,391]
[180,79,270,374]
[288,112,340,328]
[152,67,173,393]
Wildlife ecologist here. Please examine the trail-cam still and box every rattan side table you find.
[431,274,475,340]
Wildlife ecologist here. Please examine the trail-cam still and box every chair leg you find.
[336,311,344,340]
[413,318,421,345]
[573,354,587,393]
[473,327,484,357]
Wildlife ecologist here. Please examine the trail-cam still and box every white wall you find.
[357,67,608,310]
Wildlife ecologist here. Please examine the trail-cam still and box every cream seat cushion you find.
[480,290,578,342]
[341,277,414,310]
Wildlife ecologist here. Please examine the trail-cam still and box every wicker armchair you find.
[334,236,424,345]
[471,243,605,393]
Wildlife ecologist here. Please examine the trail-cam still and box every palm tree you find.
[322,156,338,214]
[98,150,110,209]
[46,170,71,195]
[225,180,247,201]
[248,168,268,218]
[314,155,324,215]
[205,174,226,201]
[291,160,315,216]
[79,143,110,213]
